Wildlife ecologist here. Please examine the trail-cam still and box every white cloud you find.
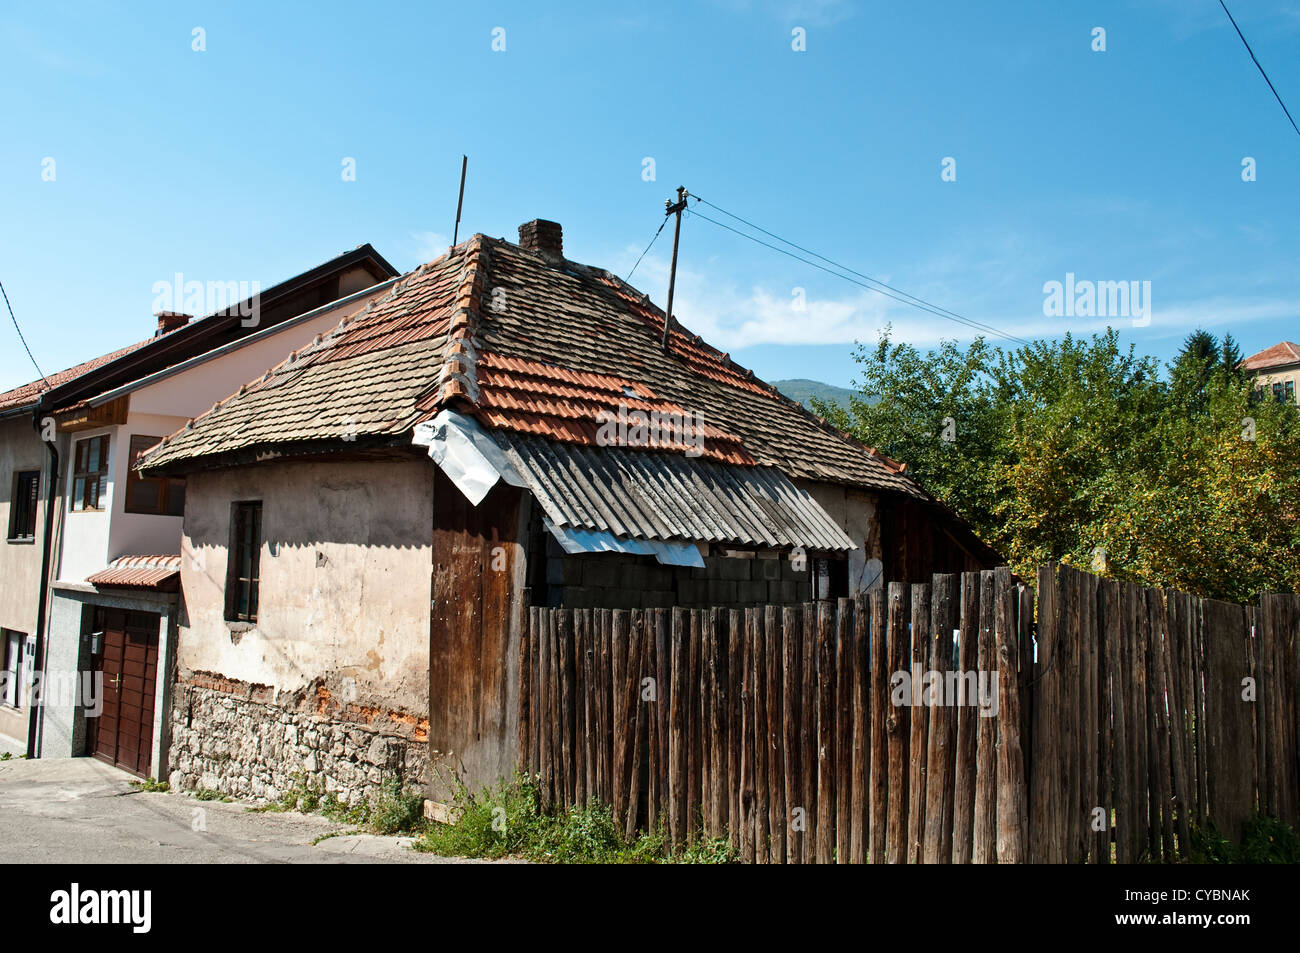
[410,231,451,264]
[619,248,1064,351]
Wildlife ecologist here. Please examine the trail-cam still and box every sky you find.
[1,0,1298,394]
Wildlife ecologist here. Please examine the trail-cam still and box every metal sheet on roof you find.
[492,431,855,552]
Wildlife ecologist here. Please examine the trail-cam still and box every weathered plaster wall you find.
[797,480,883,593]
[171,456,432,799]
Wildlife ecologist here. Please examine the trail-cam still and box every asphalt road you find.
[0,757,494,864]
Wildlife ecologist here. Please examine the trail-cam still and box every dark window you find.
[1287,380,1296,404]
[8,471,39,541]
[225,501,262,622]
[124,435,185,516]
[71,435,110,512]
[812,556,849,601]
[1273,382,1286,402]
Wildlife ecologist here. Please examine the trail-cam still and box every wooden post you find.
[766,606,787,864]
[868,589,888,864]
[907,583,931,863]
[851,592,870,864]
[993,567,1027,863]
[923,574,957,863]
[752,608,770,863]
[954,572,981,863]
[836,597,854,863]
[972,570,998,863]
[801,602,818,864]
[816,600,837,864]
[885,583,910,864]
[782,605,803,864]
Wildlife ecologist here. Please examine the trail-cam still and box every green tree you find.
[827,326,1300,601]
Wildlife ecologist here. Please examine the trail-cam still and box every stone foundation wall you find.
[167,673,427,805]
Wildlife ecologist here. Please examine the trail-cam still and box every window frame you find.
[225,501,263,623]
[70,434,110,513]
[2,629,25,709]
[123,434,185,516]
[7,470,40,542]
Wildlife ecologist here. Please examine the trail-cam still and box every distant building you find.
[1242,341,1300,405]
[0,246,398,773]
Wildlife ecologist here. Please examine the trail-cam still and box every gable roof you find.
[0,244,398,419]
[0,338,158,414]
[1242,340,1300,371]
[140,231,926,502]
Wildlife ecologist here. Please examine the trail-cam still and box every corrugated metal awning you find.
[493,431,854,552]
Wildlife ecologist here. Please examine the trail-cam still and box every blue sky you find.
[2,0,1297,393]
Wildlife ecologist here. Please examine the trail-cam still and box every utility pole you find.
[452,155,468,246]
[662,186,688,352]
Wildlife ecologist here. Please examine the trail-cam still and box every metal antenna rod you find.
[662,186,688,352]
[452,155,468,246]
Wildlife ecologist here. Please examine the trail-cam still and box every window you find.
[1287,380,1296,404]
[2,630,25,708]
[7,470,39,541]
[812,556,849,601]
[124,435,185,516]
[71,435,110,512]
[225,501,262,622]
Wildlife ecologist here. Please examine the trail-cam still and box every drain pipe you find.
[26,412,58,759]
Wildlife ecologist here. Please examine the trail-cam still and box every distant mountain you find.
[771,378,858,411]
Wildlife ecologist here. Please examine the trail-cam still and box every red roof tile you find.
[140,233,926,497]
[86,554,182,590]
[0,339,155,413]
[1242,341,1300,371]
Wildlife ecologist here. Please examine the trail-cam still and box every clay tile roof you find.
[0,339,155,413]
[139,232,928,498]
[86,554,182,590]
[1241,341,1300,371]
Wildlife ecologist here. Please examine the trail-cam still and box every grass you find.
[416,776,736,864]
[245,773,427,836]
[128,777,170,793]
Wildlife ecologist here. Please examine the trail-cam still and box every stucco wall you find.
[0,416,48,746]
[169,456,433,799]
[798,480,883,594]
[179,456,432,711]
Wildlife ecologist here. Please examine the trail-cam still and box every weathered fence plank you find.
[517,567,1299,864]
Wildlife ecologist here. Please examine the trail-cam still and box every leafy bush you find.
[1186,815,1300,864]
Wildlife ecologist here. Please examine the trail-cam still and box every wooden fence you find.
[516,564,1300,862]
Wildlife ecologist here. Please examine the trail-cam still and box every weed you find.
[417,776,738,864]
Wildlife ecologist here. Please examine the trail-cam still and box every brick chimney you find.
[518,219,563,265]
[155,311,191,335]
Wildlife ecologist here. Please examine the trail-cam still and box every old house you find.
[139,220,999,805]
[0,245,398,770]
[1242,340,1300,405]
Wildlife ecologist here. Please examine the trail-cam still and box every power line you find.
[686,197,1033,346]
[0,279,48,387]
[626,216,669,282]
[1218,0,1300,140]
